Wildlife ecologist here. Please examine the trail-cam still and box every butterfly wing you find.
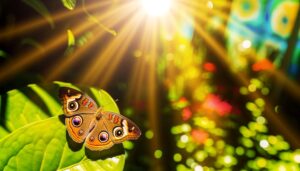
[59,87,98,143]
[65,114,96,143]
[85,111,141,151]
[59,87,98,116]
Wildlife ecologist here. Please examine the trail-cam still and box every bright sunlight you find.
[141,0,171,16]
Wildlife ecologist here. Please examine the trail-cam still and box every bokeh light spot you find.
[173,153,182,162]
[154,149,163,159]
[260,139,269,149]
[145,130,154,139]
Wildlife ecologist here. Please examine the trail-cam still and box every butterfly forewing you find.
[59,87,98,117]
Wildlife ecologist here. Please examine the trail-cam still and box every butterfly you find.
[59,87,141,151]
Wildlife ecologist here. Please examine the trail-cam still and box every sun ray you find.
[0,15,97,83]
[0,0,111,40]
[0,0,140,83]
[97,15,144,87]
[45,2,137,81]
[179,0,257,37]
[79,3,140,84]
[126,14,160,102]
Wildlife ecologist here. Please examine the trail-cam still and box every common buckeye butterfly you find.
[59,87,141,151]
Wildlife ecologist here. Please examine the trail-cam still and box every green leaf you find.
[22,0,54,28]
[67,29,75,47]
[2,88,49,132]
[0,86,125,171]
[61,0,77,10]
[20,38,45,52]
[54,81,79,90]
[0,126,8,139]
[90,87,120,113]
[77,32,93,46]
[58,155,125,171]
[28,84,62,115]
[0,50,8,58]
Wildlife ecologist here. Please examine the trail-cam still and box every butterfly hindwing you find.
[85,119,115,151]
[85,111,141,151]
[65,114,96,143]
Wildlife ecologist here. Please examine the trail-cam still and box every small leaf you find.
[77,32,93,46]
[67,29,75,47]
[22,0,54,28]
[62,0,77,10]
[0,50,8,58]
[21,38,45,52]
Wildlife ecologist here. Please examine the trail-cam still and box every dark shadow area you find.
[58,114,65,124]
[66,131,84,151]
[19,87,52,117]
[0,93,8,130]
[85,143,125,160]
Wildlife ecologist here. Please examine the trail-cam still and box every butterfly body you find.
[59,87,141,151]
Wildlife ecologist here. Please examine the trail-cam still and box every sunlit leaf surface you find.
[0,83,125,170]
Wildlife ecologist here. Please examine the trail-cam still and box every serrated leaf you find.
[0,87,125,171]
[62,0,77,10]
[22,0,54,28]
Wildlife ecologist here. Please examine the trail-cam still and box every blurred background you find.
[0,0,300,170]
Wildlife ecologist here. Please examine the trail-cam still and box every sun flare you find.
[140,0,171,17]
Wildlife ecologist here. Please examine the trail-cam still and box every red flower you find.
[203,62,216,72]
[252,59,273,71]
[202,94,232,116]
[182,107,192,121]
[191,129,209,144]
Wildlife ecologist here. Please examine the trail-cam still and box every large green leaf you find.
[0,117,124,171]
[0,84,62,133]
[0,84,125,170]
[2,88,49,132]
[0,126,8,138]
